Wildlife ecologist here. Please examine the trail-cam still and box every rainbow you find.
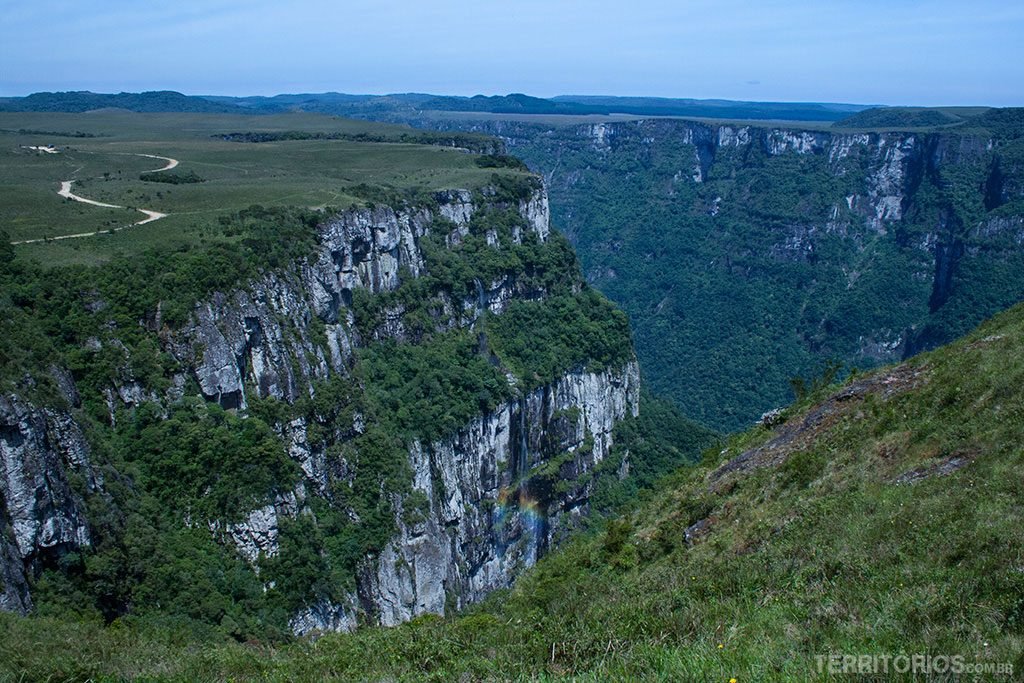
[492,486,545,561]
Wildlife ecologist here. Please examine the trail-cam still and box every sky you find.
[2,0,1022,106]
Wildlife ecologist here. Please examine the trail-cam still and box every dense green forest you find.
[0,90,241,113]
[138,170,205,184]
[412,112,1024,431]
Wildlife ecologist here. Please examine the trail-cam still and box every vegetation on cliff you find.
[5,285,1022,681]
[0,121,661,643]
[456,113,1024,431]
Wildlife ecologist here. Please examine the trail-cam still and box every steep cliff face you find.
[171,186,636,633]
[182,185,637,634]
[403,116,1024,430]
[0,397,95,556]
[0,395,97,614]
[171,188,552,412]
[0,531,30,614]
[362,362,639,628]
[210,359,640,636]
[0,181,642,636]
[548,119,993,258]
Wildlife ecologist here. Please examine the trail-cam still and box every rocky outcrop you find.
[290,598,359,636]
[211,489,303,565]
[0,396,94,561]
[174,187,552,410]
[970,215,1024,248]
[361,361,640,627]
[0,530,31,614]
[167,182,639,633]
[0,394,96,614]
[0,180,642,636]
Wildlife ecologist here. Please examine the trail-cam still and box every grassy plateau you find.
[0,111,521,266]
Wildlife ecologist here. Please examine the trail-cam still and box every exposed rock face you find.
[173,187,552,409]
[577,121,933,241]
[362,362,640,627]
[767,129,825,156]
[168,183,638,633]
[0,395,96,615]
[971,215,1024,248]
[211,490,303,565]
[175,266,343,409]
[0,182,641,635]
[0,396,94,560]
[290,598,359,636]
[0,531,31,614]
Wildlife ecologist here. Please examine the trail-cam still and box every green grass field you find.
[0,111,524,266]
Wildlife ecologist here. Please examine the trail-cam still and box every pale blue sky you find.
[2,0,1021,105]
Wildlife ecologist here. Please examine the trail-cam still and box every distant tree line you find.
[214,130,502,154]
[139,170,205,184]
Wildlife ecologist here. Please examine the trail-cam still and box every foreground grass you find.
[4,304,1024,681]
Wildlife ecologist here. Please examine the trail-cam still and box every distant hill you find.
[200,92,438,118]
[420,93,607,115]
[832,105,994,130]
[553,94,871,121]
[1,90,874,123]
[410,93,871,122]
[972,107,1024,139]
[202,92,434,113]
[0,90,242,113]
[199,91,873,123]
[18,91,1016,130]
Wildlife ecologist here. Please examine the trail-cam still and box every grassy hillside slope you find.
[3,299,1021,680]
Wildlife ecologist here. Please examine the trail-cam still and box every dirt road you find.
[11,154,178,245]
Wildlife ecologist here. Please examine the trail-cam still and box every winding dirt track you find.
[136,154,179,172]
[12,153,178,245]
